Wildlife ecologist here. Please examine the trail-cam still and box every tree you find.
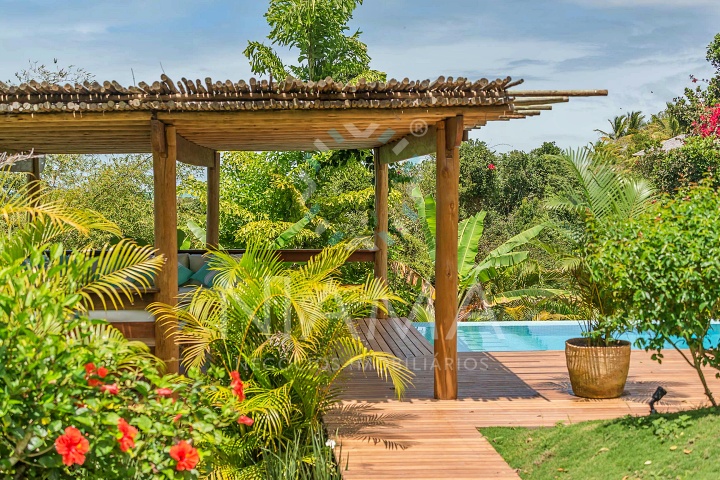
[593,183,720,407]
[10,58,93,85]
[668,33,720,130]
[178,150,389,249]
[625,111,646,134]
[244,0,384,83]
[595,115,628,140]
[405,188,557,322]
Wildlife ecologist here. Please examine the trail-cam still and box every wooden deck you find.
[326,318,720,479]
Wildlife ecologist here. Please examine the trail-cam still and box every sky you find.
[1,0,718,152]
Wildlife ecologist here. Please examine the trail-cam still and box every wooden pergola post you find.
[151,120,180,373]
[373,147,389,319]
[434,115,463,400]
[207,152,220,247]
[27,156,42,204]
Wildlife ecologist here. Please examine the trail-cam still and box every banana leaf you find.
[457,211,486,277]
[273,206,319,249]
[411,187,436,261]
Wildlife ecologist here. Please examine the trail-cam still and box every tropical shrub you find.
[545,148,655,344]
[591,183,720,407]
[0,158,248,478]
[402,188,558,322]
[150,241,412,476]
[633,135,720,194]
[0,309,240,479]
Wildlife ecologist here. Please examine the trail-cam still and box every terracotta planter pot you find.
[565,337,631,399]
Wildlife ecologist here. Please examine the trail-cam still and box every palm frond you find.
[78,240,164,310]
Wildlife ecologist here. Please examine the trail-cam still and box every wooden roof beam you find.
[377,125,437,164]
[176,132,215,167]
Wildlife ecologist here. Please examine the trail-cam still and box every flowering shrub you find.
[0,170,257,478]
[0,304,244,478]
[694,103,720,138]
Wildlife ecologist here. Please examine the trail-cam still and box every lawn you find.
[479,408,720,480]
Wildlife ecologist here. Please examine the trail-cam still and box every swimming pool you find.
[413,321,720,352]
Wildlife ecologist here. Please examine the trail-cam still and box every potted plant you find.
[546,149,655,398]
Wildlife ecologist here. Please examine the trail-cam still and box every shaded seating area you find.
[0,74,604,395]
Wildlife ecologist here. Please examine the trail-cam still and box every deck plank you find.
[332,319,720,479]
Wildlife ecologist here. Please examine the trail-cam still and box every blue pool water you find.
[413,321,720,352]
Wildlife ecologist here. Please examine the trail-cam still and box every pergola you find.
[0,74,605,399]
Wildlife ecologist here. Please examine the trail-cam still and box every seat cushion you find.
[178,263,194,286]
[178,253,191,269]
[188,254,207,273]
[190,263,219,287]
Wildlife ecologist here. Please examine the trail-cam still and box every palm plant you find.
[652,111,683,138]
[149,240,412,475]
[0,152,165,325]
[625,110,647,134]
[545,148,656,344]
[595,115,628,140]
[404,188,562,322]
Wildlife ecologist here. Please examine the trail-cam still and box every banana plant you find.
[408,187,562,318]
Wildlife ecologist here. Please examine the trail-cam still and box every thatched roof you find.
[0,75,606,154]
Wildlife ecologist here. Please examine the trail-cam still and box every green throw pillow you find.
[178,263,194,286]
[190,262,218,288]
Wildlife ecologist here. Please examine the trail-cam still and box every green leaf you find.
[273,206,318,248]
[136,415,153,432]
[177,228,191,250]
[102,412,121,426]
[411,187,436,261]
[186,220,207,245]
[457,211,486,277]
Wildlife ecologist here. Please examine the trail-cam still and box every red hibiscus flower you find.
[84,363,96,375]
[487,163,496,170]
[229,371,245,401]
[156,388,173,397]
[55,426,90,466]
[97,367,108,378]
[100,383,120,395]
[169,440,200,471]
[87,378,102,387]
[237,415,254,426]
[117,418,138,452]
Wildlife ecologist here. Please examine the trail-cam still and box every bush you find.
[0,165,247,478]
[592,183,720,406]
[633,136,720,194]
[0,309,239,478]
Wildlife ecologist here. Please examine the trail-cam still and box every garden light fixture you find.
[649,386,667,414]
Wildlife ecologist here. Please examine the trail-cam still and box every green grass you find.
[480,409,720,480]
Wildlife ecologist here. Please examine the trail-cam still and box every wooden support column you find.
[373,147,389,319]
[151,120,180,373]
[206,152,220,247]
[27,156,42,204]
[434,115,463,400]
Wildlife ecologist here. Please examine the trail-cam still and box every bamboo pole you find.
[207,152,220,248]
[509,89,608,97]
[434,115,462,400]
[151,120,180,373]
[373,148,389,319]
